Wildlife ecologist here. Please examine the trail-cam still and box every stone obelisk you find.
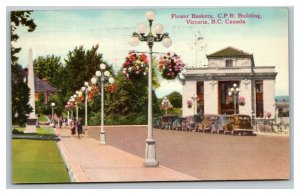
[25,48,37,132]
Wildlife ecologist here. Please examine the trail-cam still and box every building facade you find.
[182,47,277,119]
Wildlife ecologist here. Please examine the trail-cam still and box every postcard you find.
[10,7,290,184]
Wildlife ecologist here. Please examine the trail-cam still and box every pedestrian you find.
[70,118,76,137]
[77,118,83,139]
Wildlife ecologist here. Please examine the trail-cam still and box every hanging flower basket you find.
[105,83,116,94]
[226,96,233,105]
[122,51,149,80]
[187,99,193,108]
[266,112,272,118]
[158,52,186,80]
[88,85,100,102]
[238,96,245,106]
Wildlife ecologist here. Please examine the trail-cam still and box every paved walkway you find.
[55,127,197,182]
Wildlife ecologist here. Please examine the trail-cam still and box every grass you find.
[12,139,70,183]
[36,127,54,135]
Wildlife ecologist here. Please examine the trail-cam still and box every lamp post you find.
[228,83,240,114]
[161,97,172,116]
[191,93,198,116]
[81,82,91,130]
[51,102,55,126]
[129,10,172,167]
[91,63,115,144]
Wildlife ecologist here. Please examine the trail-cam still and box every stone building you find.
[181,46,277,119]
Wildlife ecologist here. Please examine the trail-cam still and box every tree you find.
[11,11,36,126]
[33,55,64,87]
[167,91,182,108]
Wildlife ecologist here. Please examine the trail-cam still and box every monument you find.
[25,48,38,132]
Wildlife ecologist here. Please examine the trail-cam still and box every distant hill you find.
[275,96,289,102]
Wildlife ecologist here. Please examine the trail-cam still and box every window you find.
[255,80,264,117]
[196,81,204,114]
[226,59,233,67]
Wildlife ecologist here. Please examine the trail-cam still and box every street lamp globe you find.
[146,10,156,20]
[84,81,89,86]
[230,88,234,92]
[138,23,148,34]
[233,83,237,88]
[81,86,86,91]
[87,86,92,91]
[96,70,101,77]
[236,88,240,92]
[51,102,55,107]
[109,77,115,84]
[228,91,232,96]
[100,63,106,70]
[76,90,80,95]
[154,23,164,35]
[129,35,139,47]
[162,37,172,48]
[104,70,110,77]
[91,77,97,84]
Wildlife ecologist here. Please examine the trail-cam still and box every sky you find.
[13,7,289,97]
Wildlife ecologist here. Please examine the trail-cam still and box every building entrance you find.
[218,81,240,114]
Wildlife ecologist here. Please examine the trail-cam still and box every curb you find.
[54,128,89,182]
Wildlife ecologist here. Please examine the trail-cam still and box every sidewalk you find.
[55,127,197,182]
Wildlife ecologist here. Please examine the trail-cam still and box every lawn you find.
[12,139,70,183]
[36,127,54,135]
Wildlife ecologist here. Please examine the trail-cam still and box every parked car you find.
[160,115,178,130]
[223,114,254,135]
[197,114,221,133]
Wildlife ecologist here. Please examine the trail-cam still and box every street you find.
[88,126,290,180]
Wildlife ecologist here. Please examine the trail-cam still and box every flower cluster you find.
[158,52,186,80]
[266,112,272,118]
[76,91,84,102]
[105,83,116,94]
[226,96,233,105]
[88,85,100,102]
[187,99,193,108]
[238,96,245,106]
[122,51,149,80]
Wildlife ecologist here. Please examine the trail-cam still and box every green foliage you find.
[167,91,182,108]
[12,129,25,134]
[11,81,33,127]
[11,11,36,127]
[33,55,64,87]
[38,115,49,122]
[11,11,36,64]
[12,139,70,183]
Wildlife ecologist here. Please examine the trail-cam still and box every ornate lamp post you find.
[81,82,91,130]
[191,93,198,116]
[161,97,172,116]
[129,10,172,167]
[91,63,115,144]
[228,83,240,114]
[51,102,55,126]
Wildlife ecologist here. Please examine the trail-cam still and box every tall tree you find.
[11,11,36,126]
[33,55,64,87]
[167,91,182,108]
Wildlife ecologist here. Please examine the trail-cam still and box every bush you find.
[12,129,24,134]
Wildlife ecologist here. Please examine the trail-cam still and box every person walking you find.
[77,118,83,139]
[70,118,76,137]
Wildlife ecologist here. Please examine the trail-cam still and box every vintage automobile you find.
[196,114,221,133]
[223,114,254,135]
[160,115,178,130]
